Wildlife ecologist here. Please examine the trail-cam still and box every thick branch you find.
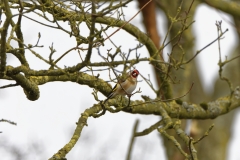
[35,73,111,96]
[202,0,240,17]
[6,65,111,97]
[11,74,39,100]
[7,66,40,100]
[0,0,12,76]
[84,1,96,63]
[107,86,240,119]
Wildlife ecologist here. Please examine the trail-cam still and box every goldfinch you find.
[104,69,139,103]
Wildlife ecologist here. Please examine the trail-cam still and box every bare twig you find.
[193,124,214,144]
[159,128,188,158]
[84,0,96,63]
[189,137,194,160]
[54,46,83,64]
[135,119,163,137]
[104,0,152,42]
[182,28,228,65]
[216,21,233,94]
[0,119,17,125]
[126,119,139,160]
[0,83,19,89]
[130,82,194,107]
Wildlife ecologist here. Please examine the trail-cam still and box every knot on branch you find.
[6,66,40,100]
[182,101,196,112]
[207,101,222,117]
[11,74,40,101]
[234,86,240,100]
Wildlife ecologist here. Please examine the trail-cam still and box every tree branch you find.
[0,0,12,76]
[107,86,240,119]
[49,103,102,160]
[203,0,240,17]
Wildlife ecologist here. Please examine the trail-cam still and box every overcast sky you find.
[0,1,239,160]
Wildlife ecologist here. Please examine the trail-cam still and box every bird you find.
[104,69,139,103]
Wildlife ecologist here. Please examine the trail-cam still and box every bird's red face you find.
[131,69,139,78]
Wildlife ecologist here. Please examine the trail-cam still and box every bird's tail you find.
[103,92,114,104]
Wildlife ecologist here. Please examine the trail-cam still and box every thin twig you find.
[130,82,194,107]
[126,119,139,160]
[216,21,233,93]
[193,124,214,144]
[182,28,228,64]
[0,83,19,89]
[104,0,152,42]
[189,137,194,160]
[54,46,83,64]
[0,119,17,125]
[135,119,163,137]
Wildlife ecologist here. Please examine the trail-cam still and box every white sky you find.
[0,2,239,160]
